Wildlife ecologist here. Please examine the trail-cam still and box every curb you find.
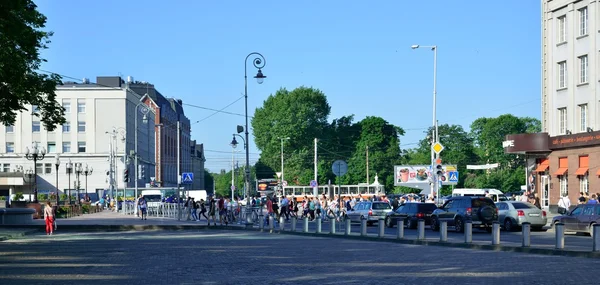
[1,224,599,258]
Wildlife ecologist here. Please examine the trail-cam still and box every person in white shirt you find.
[557,195,571,214]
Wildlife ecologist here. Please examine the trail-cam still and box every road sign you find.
[230,185,235,191]
[181,172,194,184]
[150,177,155,182]
[448,171,459,183]
[332,160,348,177]
[432,142,444,154]
[282,180,288,187]
[310,180,318,187]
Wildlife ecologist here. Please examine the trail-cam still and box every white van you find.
[451,188,508,202]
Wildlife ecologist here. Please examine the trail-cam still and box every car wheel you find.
[431,217,439,231]
[385,216,393,228]
[504,219,514,232]
[455,218,464,233]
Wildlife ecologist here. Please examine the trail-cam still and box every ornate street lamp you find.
[82,164,93,201]
[66,159,73,204]
[54,154,60,205]
[25,142,46,203]
[74,163,83,205]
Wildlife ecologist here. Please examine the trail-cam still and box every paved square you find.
[0,229,597,284]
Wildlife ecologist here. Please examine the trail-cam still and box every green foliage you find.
[203,169,214,191]
[60,194,68,202]
[37,194,48,201]
[13,192,24,201]
[0,196,6,200]
[0,0,65,130]
[81,204,90,214]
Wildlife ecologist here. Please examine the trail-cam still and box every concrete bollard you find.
[303,217,309,233]
[378,219,385,238]
[259,214,265,231]
[330,219,336,234]
[345,218,351,235]
[269,216,274,233]
[555,223,565,249]
[593,224,600,252]
[522,222,531,247]
[464,221,472,244]
[440,221,448,242]
[291,217,297,232]
[316,217,322,233]
[417,219,425,240]
[279,216,285,232]
[361,218,367,236]
[492,222,500,245]
[397,220,404,239]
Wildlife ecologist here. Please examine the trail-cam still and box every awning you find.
[575,168,589,176]
[554,168,568,176]
[535,158,550,172]
[576,156,589,176]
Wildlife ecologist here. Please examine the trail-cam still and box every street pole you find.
[66,160,72,204]
[177,120,181,221]
[231,146,235,199]
[54,154,60,205]
[279,137,290,196]
[24,142,46,203]
[244,52,266,224]
[314,138,318,197]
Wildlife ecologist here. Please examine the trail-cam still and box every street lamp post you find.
[134,100,150,203]
[54,154,60,205]
[24,142,46,203]
[66,160,73,204]
[279,137,290,196]
[411,44,438,203]
[74,162,83,205]
[243,52,267,225]
[229,142,241,200]
[82,164,93,201]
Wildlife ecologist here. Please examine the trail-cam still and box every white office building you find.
[0,76,156,201]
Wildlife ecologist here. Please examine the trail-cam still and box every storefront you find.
[505,132,600,213]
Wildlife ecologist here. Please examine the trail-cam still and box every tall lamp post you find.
[243,52,266,224]
[411,44,438,203]
[74,162,83,205]
[66,160,73,204]
[230,137,245,199]
[54,154,60,205]
[134,100,150,202]
[25,142,46,203]
[82,164,93,201]
[279,137,290,196]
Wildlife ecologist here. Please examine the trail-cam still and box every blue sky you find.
[36,0,541,172]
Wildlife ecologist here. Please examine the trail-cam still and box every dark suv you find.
[431,196,498,232]
[384,203,438,228]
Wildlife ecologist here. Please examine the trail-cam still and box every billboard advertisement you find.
[393,165,458,187]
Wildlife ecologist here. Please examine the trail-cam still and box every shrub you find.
[0,196,6,200]
[37,194,48,201]
[13,192,24,201]
[81,204,90,214]
[60,194,68,202]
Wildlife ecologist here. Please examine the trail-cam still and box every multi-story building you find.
[191,141,206,190]
[505,0,599,213]
[0,76,156,200]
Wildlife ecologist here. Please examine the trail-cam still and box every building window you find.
[78,141,86,153]
[579,55,588,83]
[62,122,71,133]
[78,121,86,133]
[558,108,567,134]
[62,142,71,153]
[580,104,587,132]
[580,174,589,195]
[5,125,13,133]
[579,7,588,36]
[558,15,566,43]
[45,163,52,174]
[36,163,43,174]
[2,164,10,172]
[32,121,41,132]
[47,142,56,153]
[560,175,568,197]
[5,142,14,153]
[558,61,567,88]
[63,101,71,113]
[77,101,86,113]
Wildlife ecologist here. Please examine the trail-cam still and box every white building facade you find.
[0,76,156,201]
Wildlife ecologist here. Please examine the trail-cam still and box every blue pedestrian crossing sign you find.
[182,172,194,184]
[448,171,459,183]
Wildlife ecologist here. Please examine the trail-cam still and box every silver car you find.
[496,201,547,231]
[346,201,392,225]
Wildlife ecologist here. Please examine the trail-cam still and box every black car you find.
[431,196,498,232]
[384,202,438,228]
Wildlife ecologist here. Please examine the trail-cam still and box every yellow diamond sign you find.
[432,142,444,154]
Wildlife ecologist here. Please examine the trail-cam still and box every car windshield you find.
[372,203,391,210]
[144,195,162,202]
[471,198,494,208]
[512,202,537,209]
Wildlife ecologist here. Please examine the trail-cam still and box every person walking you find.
[138,196,148,220]
[198,199,209,222]
[44,201,54,235]
[208,196,217,226]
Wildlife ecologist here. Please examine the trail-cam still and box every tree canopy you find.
[0,0,65,131]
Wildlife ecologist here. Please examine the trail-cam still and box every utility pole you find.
[176,121,181,221]
[231,147,235,199]
[314,138,318,197]
[366,145,369,184]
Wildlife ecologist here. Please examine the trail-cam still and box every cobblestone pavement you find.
[0,230,598,285]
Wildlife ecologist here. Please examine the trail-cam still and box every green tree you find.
[0,0,65,130]
[252,86,331,185]
[203,169,214,192]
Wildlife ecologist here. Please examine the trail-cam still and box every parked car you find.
[431,196,498,232]
[552,204,600,237]
[384,202,438,228]
[346,201,392,225]
[496,201,547,231]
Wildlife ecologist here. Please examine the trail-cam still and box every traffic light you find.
[123,169,129,182]
[138,165,145,179]
[435,158,444,176]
